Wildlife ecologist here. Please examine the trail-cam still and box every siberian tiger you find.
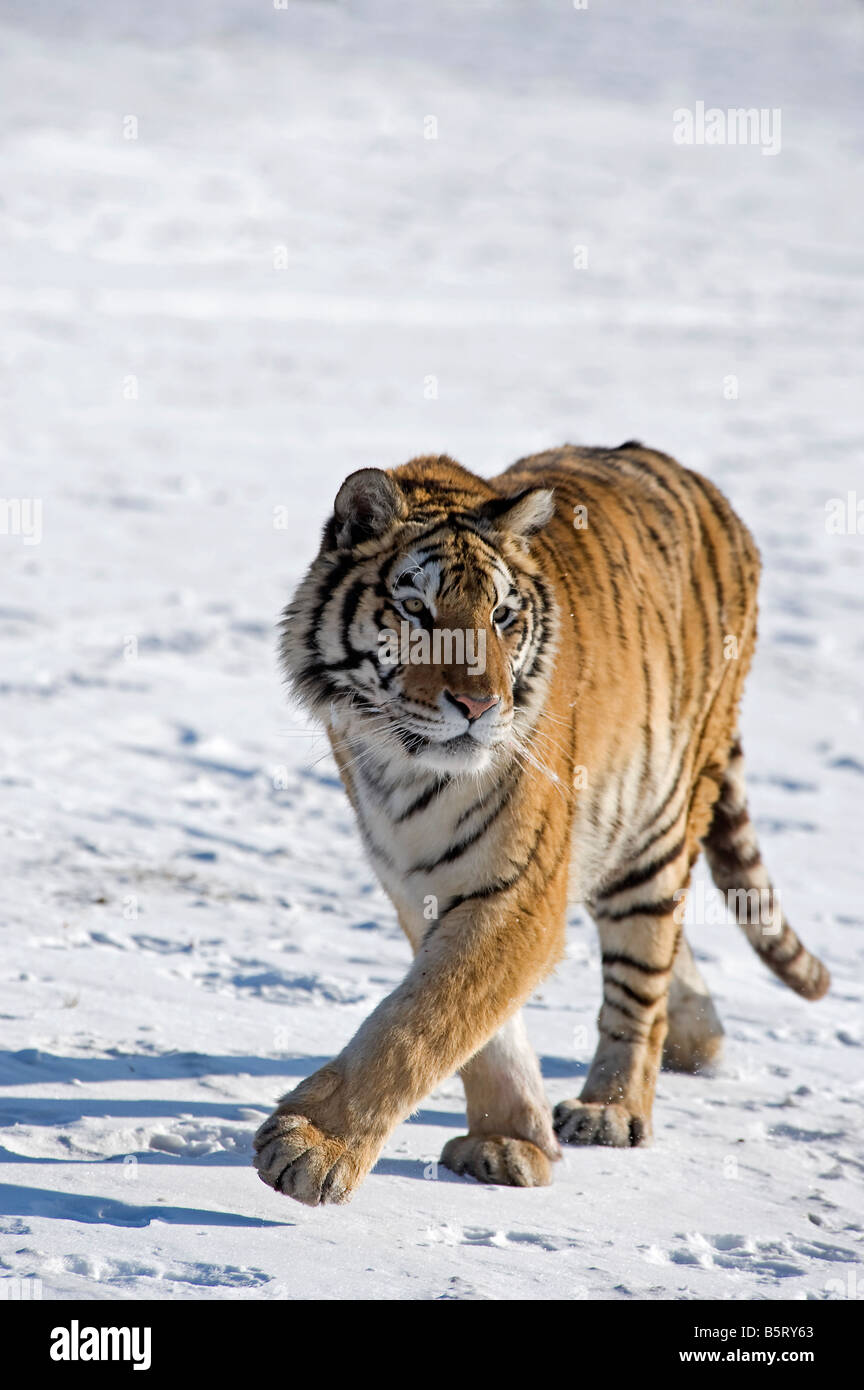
[254,443,829,1205]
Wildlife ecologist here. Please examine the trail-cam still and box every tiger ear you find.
[332,469,405,549]
[476,487,555,537]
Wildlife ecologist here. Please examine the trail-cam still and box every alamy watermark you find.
[50,1321,151,1370]
[378,622,486,677]
[825,492,864,535]
[824,1270,864,1300]
[0,497,42,545]
[0,1276,42,1300]
[673,102,781,157]
[675,881,781,933]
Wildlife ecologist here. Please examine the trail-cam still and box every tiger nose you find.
[445,690,500,722]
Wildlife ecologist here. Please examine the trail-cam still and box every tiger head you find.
[281,456,558,775]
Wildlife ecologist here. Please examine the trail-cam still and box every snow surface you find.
[1,0,862,1301]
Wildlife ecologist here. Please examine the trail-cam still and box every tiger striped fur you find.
[253,443,829,1204]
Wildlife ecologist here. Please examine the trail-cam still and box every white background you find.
[0,0,862,1300]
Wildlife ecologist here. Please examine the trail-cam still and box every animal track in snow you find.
[145,1119,251,1160]
[421,1222,581,1253]
[180,957,370,1006]
[644,1232,860,1284]
[43,1251,271,1290]
[435,1275,488,1300]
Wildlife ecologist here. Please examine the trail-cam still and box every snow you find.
[1,0,862,1301]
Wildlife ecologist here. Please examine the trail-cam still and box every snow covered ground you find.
[1,0,862,1301]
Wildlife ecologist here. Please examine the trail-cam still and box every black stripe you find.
[709,804,751,836]
[601,950,675,975]
[653,602,680,720]
[426,799,575,943]
[596,896,680,922]
[409,784,515,874]
[338,578,368,658]
[378,524,451,582]
[508,602,534,685]
[599,836,686,902]
[644,521,673,567]
[531,530,583,653]
[454,764,520,830]
[636,603,654,797]
[306,554,356,657]
[610,453,716,683]
[598,459,682,536]
[606,559,628,647]
[393,780,448,823]
[686,468,747,598]
[696,508,725,614]
[356,759,396,805]
[604,996,643,1022]
[603,1027,645,1045]
[394,477,477,496]
[434,818,548,924]
[709,844,762,876]
[763,935,802,965]
[603,975,658,1008]
[634,743,691,850]
[354,812,397,870]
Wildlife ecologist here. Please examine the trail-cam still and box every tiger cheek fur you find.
[253,446,830,1204]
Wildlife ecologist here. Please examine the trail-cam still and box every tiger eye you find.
[402,597,425,614]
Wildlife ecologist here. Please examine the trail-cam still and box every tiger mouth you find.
[432,731,478,754]
[392,725,506,762]
[393,726,470,753]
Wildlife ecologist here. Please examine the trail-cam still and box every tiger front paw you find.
[552,1098,649,1147]
[253,1111,367,1206]
[440,1133,555,1187]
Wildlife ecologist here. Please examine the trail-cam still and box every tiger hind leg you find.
[661,931,724,1073]
[554,863,689,1146]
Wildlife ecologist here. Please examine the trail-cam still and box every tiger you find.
[253,442,830,1205]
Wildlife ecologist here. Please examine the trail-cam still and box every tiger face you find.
[281,459,558,776]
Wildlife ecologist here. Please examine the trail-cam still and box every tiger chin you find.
[253,443,830,1205]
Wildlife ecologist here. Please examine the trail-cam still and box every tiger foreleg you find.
[254,900,563,1204]
[441,1012,561,1187]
